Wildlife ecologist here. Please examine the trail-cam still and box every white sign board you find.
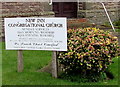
[5,17,67,51]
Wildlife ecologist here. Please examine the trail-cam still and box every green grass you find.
[1,42,120,85]
[0,42,2,86]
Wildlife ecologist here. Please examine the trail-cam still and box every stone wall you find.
[77,2,86,18]
[118,1,120,19]
[0,2,54,40]
[78,2,119,25]
[1,2,54,17]
[1,2,119,39]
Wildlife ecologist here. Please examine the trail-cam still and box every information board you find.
[5,17,67,51]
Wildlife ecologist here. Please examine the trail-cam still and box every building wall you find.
[1,2,54,17]
[1,2,119,39]
[118,1,120,19]
[78,2,119,25]
[77,2,86,18]
[0,2,54,40]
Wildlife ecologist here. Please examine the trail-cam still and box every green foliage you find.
[103,22,111,27]
[58,27,120,82]
[1,42,119,85]
[113,20,120,26]
[59,71,107,83]
[102,20,120,28]
[115,29,120,32]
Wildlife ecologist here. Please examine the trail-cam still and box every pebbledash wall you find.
[0,2,120,39]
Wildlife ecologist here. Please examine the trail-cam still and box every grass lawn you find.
[1,42,120,86]
[0,42,2,86]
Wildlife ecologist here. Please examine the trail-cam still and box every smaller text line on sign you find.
[5,17,67,51]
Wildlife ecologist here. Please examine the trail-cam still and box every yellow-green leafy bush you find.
[58,28,120,75]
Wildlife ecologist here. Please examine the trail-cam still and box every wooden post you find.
[52,51,58,78]
[17,50,23,72]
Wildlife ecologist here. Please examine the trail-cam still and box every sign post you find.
[52,51,58,78]
[4,17,67,77]
[17,50,23,72]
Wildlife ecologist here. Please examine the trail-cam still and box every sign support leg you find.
[17,50,23,72]
[52,51,58,78]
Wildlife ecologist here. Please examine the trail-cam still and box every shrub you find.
[58,27,120,81]
[114,20,120,26]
